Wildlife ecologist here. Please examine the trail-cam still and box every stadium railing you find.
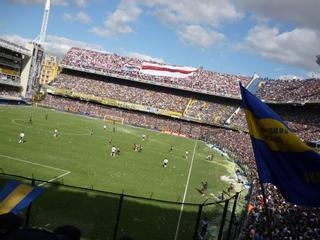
[0,172,247,240]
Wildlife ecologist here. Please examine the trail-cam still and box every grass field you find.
[0,105,241,240]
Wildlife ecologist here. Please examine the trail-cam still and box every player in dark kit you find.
[169,146,173,153]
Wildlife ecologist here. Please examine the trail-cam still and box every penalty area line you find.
[0,154,71,186]
[174,140,198,240]
[38,171,71,187]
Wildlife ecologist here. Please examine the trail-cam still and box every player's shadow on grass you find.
[0,178,234,240]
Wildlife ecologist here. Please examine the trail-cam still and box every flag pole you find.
[260,183,272,239]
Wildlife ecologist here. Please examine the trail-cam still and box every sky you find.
[0,0,320,79]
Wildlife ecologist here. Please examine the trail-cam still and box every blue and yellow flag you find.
[0,180,43,215]
[240,84,320,207]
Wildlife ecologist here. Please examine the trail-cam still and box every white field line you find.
[38,171,71,187]
[174,140,198,240]
[0,154,71,186]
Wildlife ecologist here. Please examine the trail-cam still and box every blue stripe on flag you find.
[11,186,44,214]
[0,180,21,202]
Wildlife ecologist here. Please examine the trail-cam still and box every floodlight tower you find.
[39,0,50,45]
[23,0,50,99]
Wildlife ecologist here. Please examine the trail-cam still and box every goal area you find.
[103,115,124,124]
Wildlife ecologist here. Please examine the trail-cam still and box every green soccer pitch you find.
[0,105,241,240]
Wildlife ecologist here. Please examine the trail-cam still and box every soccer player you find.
[116,147,120,156]
[185,151,189,160]
[45,113,48,120]
[111,146,117,157]
[29,115,32,125]
[162,158,169,168]
[19,131,25,144]
[169,146,173,153]
[201,181,208,192]
[201,181,208,194]
[206,154,213,161]
[142,134,146,141]
[53,129,59,138]
[103,125,107,130]
[90,129,94,136]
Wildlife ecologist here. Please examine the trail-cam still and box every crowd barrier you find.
[0,172,247,240]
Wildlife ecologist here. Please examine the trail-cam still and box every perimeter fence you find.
[0,172,249,240]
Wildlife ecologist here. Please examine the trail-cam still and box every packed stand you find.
[0,85,20,98]
[50,73,190,113]
[240,182,320,240]
[279,106,320,142]
[256,78,320,102]
[194,70,251,97]
[229,106,320,143]
[228,108,247,130]
[61,48,251,97]
[184,98,237,124]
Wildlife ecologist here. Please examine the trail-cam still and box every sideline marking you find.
[174,140,198,240]
[0,154,71,186]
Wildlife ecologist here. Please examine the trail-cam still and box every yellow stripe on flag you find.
[245,110,312,152]
[0,184,33,214]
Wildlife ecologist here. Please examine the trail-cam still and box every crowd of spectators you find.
[256,78,320,102]
[50,73,190,113]
[184,98,237,124]
[229,107,320,143]
[242,182,320,239]
[61,48,251,97]
[195,70,250,97]
[39,93,320,240]
[49,72,242,125]
[0,85,20,98]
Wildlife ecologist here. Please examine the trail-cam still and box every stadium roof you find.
[0,38,31,56]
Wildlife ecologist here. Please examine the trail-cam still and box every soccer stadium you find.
[0,1,320,240]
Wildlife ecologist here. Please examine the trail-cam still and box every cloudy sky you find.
[1,0,320,78]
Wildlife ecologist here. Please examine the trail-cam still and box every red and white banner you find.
[140,62,197,78]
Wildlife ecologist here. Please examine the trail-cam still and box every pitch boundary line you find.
[0,154,71,186]
[174,140,198,240]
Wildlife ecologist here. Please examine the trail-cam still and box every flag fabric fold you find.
[0,180,43,215]
[240,84,320,207]
[140,62,197,78]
